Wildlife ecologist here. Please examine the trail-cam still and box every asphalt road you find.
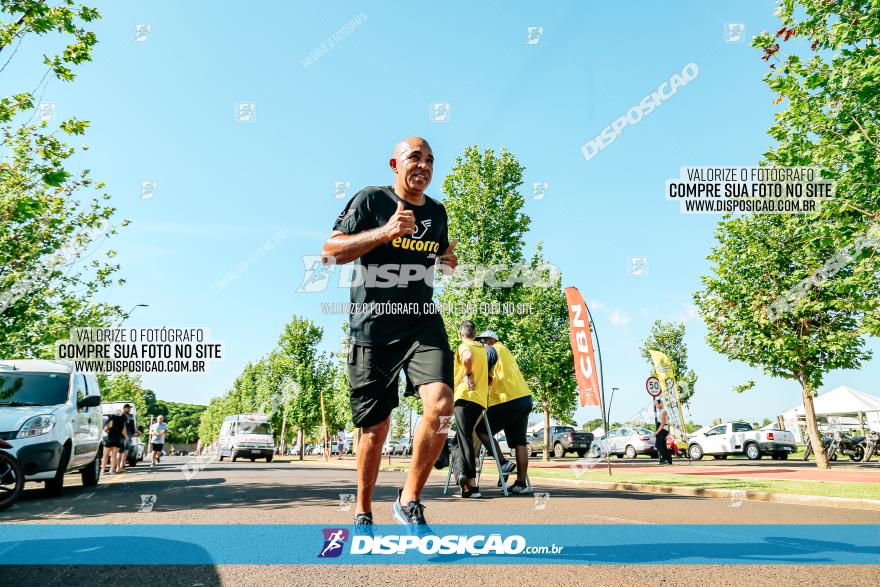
[2,457,878,586]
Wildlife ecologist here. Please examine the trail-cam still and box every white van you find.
[0,359,103,495]
[218,414,275,462]
[101,401,144,467]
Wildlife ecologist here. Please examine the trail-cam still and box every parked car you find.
[330,442,342,455]
[0,360,103,496]
[687,422,796,460]
[392,438,413,455]
[534,426,593,458]
[382,439,396,455]
[343,439,354,454]
[497,432,540,458]
[311,444,324,455]
[591,427,658,459]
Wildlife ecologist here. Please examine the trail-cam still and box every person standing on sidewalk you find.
[654,399,673,465]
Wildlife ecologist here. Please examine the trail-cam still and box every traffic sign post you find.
[646,376,661,428]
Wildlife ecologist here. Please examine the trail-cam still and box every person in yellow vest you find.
[452,320,489,498]
[475,330,533,494]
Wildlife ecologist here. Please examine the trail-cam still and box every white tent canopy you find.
[780,386,880,442]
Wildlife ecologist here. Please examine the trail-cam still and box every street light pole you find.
[608,387,619,428]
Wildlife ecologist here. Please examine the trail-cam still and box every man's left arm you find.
[462,349,475,390]
[435,207,458,271]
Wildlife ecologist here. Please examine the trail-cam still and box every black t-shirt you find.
[125,414,136,436]
[107,414,127,439]
[332,185,449,345]
[486,346,498,371]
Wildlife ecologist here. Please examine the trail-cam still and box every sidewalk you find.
[528,460,880,484]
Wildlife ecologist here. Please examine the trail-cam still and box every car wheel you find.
[625,445,637,459]
[745,443,762,460]
[128,453,137,468]
[219,455,225,461]
[688,444,704,460]
[266,455,273,463]
[553,443,565,459]
[232,455,238,462]
[45,442,71,497]
[250,457,256,462]
[81,448,101,487]
[577,450,587,458]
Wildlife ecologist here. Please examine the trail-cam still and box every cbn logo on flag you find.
[319,528,349,558]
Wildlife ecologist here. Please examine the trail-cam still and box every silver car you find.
[591,427,658,459]
[496,433,540,458]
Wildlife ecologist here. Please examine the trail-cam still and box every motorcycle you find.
[861,431,880,462]
[802,432,833,461]
[827,432,865,462]
[0,439,24,512]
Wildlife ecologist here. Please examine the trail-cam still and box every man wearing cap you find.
[451,320,489,498]
[475,330,533,494]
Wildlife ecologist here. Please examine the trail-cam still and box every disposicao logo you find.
[318,528,349,558]
[350,534,528,555]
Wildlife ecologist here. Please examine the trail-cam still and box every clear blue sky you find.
[4,0,877,426]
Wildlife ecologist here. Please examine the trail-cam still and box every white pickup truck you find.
[687,422,796,461]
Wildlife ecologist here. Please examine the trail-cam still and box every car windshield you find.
[637,428,652,435]
[239,422,272,435]
[0,371,69,406]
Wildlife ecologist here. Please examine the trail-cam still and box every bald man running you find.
[322,137,457,530]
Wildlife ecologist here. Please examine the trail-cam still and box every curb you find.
[524,476,880,512]
[284,458,880,512]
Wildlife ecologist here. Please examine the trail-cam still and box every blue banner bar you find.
[0,525,877,565]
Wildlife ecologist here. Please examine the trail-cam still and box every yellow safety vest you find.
[488,342,531,407]
[453,339,488,408]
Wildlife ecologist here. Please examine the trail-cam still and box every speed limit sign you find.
[645,376,662,398]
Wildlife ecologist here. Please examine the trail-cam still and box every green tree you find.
[695,1,880,470]
[582,418,604,432]
[0,2,127,358]
[693,214,878,470]
[439,145,531,341]
[639,320,698,405]
[276,315,331,460]
[391,407,407,440]
[754,2,880,325]
[514,247,577,461]
[323,325,352,438]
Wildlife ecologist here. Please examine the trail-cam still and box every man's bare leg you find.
[356,417,390,515]
[514,445,529,484]
[400,382,453,504]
